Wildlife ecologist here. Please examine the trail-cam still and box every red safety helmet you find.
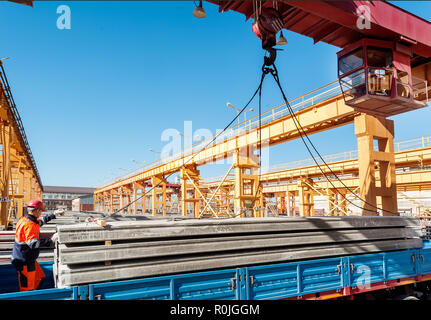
[26,199,45,211]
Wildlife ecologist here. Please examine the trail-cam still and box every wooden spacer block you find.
[95,219,107,227]
[104,240,112,265]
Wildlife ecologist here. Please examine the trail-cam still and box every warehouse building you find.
[72,194,94,212]
[42,186,95,211]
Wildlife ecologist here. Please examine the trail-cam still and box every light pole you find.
[178,132,202,157]
[149,148,160,154]
[244,107,255,122]
[227,103,255,124]
[149,148,161,160]
[177,132,194,147]
[131,159,145,165]
[131,159,145,171]
[226,102,240,128]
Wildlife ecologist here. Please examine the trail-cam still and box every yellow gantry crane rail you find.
[204,135,431,186]
[0,62,43,229]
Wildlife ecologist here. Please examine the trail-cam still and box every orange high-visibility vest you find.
[13,216,45,291]
[15,217,40,247]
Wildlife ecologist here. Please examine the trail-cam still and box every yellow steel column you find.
[30,176,37,200]
[252,168,263,218]
[110,191,114,213]
[162,180,167,216]
[101,192,108,212]
[287,191,296,216]
[133,183,138,215]
[180,172,187,216]
[151,177,157,216]
[327,189,337,216]
[339,191,348,216]
[233,148,261,218]
[126,193,131,215]
[101,193,104,212]
[298,178,314,216]
[166,193,172,215]
[234,159,243,217]
[354,114,398,216]
[142,186,147,214]
[151,175,166,216]
[180,165,200,217]
[119,187,124,214]
[17,170,24,218]
[94,193,99,212]
[23,170,31,206]
[0,122,11,229]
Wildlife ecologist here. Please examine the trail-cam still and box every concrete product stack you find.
[2,211,99,264]
[0,230,55,265]
[12,213,79,232]
[53,216,423,288]
[1,212,146,265]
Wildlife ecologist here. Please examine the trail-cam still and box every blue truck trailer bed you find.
[1,240,431,300]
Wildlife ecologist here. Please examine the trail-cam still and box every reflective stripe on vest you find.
[15,218,30,243]
[15,217,40,245]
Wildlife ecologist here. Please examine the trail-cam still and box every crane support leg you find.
[151,175,167,216]
[233,148,262,218]
[355,114,398,216]
[298,178,314,217]
[0,123,10,229]
[180,165,201,218]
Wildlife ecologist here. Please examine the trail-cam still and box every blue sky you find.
[0,1,430,187]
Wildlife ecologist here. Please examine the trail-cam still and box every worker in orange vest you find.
[11,200,64,291]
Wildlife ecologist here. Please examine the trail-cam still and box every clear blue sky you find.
[0,1,430,187]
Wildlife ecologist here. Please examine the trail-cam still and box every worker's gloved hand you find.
[53,209,65,217]
[51,233,59,243]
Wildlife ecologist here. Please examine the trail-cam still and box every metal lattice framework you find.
[0,62,43,229]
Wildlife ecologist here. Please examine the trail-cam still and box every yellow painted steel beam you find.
[202,143,431,189]
[0,64,42,228]
[262,169,431,194]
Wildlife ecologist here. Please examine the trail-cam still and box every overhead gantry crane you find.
[95,1,431,218]
[0,62,43,229]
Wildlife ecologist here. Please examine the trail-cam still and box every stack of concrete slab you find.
[53,216,422,288]
[1,212,169,266]
[12,214,80,232]
[0,230,55,265]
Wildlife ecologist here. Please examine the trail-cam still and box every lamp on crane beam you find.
[276,31,287,46]
[193,0,206,18]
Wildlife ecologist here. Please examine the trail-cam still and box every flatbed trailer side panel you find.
[1,241,431,300]
[0,261,55,294]
[245,257,345,300]
[87,268,241,300]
